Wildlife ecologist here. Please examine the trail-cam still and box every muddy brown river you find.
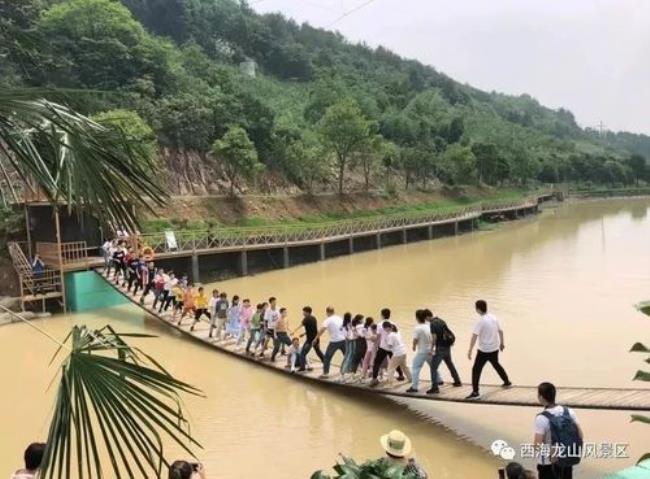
[2,198,649,478]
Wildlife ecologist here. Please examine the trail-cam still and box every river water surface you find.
[2,198,649,478]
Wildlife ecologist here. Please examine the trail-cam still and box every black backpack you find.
[538,407,583,467]
[431,317,456,346]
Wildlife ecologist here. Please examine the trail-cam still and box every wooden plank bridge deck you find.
[97,271,649,412]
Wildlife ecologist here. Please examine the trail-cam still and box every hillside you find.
[2,0,649,197]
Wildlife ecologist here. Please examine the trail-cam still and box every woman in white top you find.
[384,323,412,387]
[341,313,356,378]
[360,319,378,379]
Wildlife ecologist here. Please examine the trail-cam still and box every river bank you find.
[141,186,530,232]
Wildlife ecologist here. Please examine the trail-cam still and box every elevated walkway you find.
[98,270,650,412]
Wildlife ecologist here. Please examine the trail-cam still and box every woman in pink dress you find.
[237,298,254,346]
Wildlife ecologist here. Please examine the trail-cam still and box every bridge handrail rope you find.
[138,192,552,255]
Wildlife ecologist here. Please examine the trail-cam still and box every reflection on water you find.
[1,198,649,479]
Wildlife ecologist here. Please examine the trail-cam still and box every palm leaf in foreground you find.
[41,325,203,479]
[631,301,650,464]
[0,90,166,230]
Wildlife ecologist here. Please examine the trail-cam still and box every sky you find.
[252,0,650,135]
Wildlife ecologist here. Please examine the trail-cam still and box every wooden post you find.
[401,228,407,244]
[191,254,200,283]
[24,205,32,260]
[55,208,67,313]
[283,246,290,268]
[240,250,248,276]
[427,225,433,240]
[319,242,326,261]
[454,221,459,235]
[348,236,354,254]
[376,233,382,249]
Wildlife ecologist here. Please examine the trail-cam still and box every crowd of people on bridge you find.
[101,245,512,399]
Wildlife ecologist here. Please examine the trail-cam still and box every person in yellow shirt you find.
[171,283,184,322]
[190,286,210,331]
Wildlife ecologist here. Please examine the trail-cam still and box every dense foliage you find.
[3,0,649,194]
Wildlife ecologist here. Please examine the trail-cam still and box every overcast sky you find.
[252,0,650,135]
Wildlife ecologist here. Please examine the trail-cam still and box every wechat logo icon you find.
[491,439,516,460]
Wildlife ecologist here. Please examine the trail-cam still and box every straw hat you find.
[380,430,412,457]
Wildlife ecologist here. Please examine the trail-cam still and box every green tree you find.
[212,126,262,195]
[471,142,499,184]
[284,130,328,194]
[442,144,477,185]
[626,154,647,186]
[92,109,158,164]
[353,134,385,193]
[39,0,175,92]
[318,99,371,194]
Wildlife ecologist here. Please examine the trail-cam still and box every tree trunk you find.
[338,154,345,195]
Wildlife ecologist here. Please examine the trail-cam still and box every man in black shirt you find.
[292,306,325,371]
[427,311,462,394]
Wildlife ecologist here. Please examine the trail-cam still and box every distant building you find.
[239,59,257,78]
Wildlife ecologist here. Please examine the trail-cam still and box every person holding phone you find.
[169,461,206,479]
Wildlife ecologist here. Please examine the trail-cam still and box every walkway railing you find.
[36,241,88,267]
[139,194,548,256]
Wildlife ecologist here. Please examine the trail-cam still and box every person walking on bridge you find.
[466,300,511,399]
[426,312,462,394]
[314,306,346,378]
[292,306,324,371]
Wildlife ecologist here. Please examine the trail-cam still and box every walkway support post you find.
[240,250,248,276]
[54,208,67,313]
[348,236,354,254]
[376,233,382,249]
[283,246,289,268]
[454,222,459,235]
[191,254,199,284]
[319,242,326,261]
[427,225,433,240]
[401,228,407,244]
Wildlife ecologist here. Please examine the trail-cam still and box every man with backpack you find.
[534,382,583,479]
[425,310,462,394]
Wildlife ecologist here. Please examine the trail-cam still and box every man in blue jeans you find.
[405,309,442,393]
[313,306,346,378]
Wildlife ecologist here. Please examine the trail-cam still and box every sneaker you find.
[297,368,306,373]
[438,381,444,386]
[405,388,418,394]
[369,379,379,387]
[426,388,440,395]
[452,382,463,387]
[397,376,405,382]
[465,391,481,400]
[502,381,513,388]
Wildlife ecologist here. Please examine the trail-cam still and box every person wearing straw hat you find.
[379,430,428,478]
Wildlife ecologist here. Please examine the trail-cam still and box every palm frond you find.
[41,325,203,479]
[0,89,167,230]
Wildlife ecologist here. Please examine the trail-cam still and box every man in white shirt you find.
[313,306,346,377]
[466,299,511,399]
[534,382,583,479]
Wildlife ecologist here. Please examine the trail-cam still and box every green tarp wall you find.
[65,271,128,312]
